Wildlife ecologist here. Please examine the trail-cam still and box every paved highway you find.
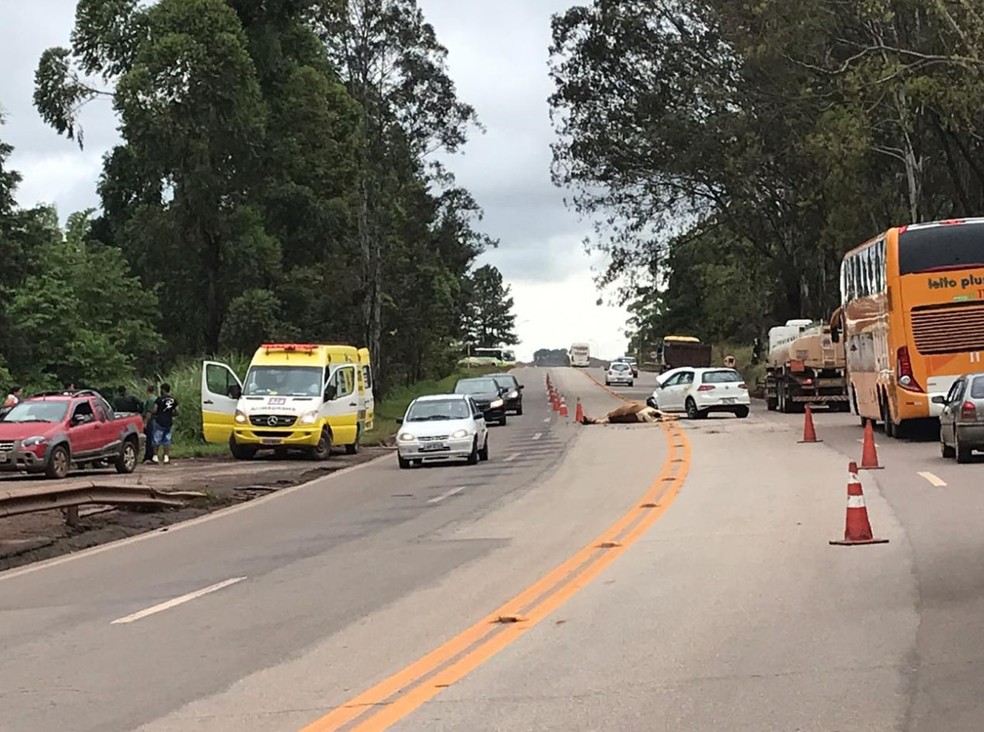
[2,367,984,730]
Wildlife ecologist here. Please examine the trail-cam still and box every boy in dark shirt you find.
[151,383,179,465]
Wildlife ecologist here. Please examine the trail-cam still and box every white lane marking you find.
[427,486,465,505]
[111,576,247,625]
[543,417,551,423]
[505,453,520,462]
[918,471,947,487]
[532,432,543,441]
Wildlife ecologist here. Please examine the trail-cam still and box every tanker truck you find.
[763,319,849,413]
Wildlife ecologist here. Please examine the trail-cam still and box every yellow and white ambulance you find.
[201,343,374,460]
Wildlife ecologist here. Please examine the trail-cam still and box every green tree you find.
[549,0,984,339]
[315,0,483,373]
[462,264,518,348]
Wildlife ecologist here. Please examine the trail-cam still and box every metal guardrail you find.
[0,482,207,527]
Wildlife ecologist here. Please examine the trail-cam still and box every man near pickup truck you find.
[141,385,156,464]
[151,383,178,465]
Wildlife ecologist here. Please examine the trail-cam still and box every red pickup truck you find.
[0,390,145,479]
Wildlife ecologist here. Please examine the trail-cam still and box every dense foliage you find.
[1,0,515,396]
[549,0,984,351]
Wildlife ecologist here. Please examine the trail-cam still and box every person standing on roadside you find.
[151,383,179,465]
[142,384,156,464]
[4,386,22,408]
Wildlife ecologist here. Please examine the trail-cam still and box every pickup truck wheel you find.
[115,439,138,474]
[229,435,256,461]
[309,429,332,461]
[45,445,70,479]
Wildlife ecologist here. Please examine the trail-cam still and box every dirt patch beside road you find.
[0,447,389,573]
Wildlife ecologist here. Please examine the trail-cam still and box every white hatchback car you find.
[396,394,490,469]
[649,367,750,419]
[605,361,635,387]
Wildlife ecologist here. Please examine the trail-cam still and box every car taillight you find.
[896,346,924,392]
[961,401,977,420]
[801,378,813,386]
[697,384,715,391]
[738,383,747,390]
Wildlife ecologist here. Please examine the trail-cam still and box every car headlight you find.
[21,436,47,447]
[490,399,504,408]
[299,410,318,425]
[398,432,417,442]
[451,429,468,439]
[507,390,519,399]
[235,410,248,424]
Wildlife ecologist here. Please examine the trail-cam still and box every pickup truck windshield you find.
[244,366,324,397]
[3,401,69,423]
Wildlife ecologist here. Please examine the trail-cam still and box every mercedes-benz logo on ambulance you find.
[267,416,279,426]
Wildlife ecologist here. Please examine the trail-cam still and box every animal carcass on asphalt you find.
[581,403,665,425]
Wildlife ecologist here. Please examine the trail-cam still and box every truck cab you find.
[201,344,374,460]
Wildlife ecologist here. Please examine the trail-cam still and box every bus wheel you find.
[881,397,896,438]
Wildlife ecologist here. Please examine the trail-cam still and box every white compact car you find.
[396,394,490,469]
[605,361,635,387]
[648,367,750,419]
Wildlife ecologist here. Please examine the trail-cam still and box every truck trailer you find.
[656,336,713,373]
[763,320,849,413]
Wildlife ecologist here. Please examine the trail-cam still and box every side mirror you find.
[931,395,946,405]
[395,417,403,424]
[72,413,93,426]
[518,384,525,390]
[229,384,242,399]
[324,384,337,402]
[646,396,658,409]
[474,412,484,420]
[831,328,840,344]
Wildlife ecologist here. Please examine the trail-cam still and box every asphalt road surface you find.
[2,367,984,731]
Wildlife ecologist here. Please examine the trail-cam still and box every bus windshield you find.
[899,225,984,275]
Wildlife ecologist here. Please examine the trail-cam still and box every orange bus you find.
[831,218,984,437]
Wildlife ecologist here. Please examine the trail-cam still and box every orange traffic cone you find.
[830,462,889,546]
[575,398,584,423]
[559,398,568,418]
[798,405,821,443]
[859,419,883,470]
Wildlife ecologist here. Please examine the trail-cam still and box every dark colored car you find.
[453,377,508,425]
[0,390,145,479]
[486,373,524,415]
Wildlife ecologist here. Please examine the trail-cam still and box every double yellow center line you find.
[300,372,691,731]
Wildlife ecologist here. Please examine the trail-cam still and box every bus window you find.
[899,225,984,275]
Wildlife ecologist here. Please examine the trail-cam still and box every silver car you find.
[936,372,984,463]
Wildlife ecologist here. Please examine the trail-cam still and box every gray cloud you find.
[1,0,612,292]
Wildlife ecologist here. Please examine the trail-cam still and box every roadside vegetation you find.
[549,0,984,349]
[0,0,521,450]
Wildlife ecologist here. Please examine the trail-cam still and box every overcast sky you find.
[0,0,630,362]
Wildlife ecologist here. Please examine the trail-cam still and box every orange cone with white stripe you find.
[859,419,883,470]
[829,462,889,546]
[575,398,584,423]
[559,398,568,418]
